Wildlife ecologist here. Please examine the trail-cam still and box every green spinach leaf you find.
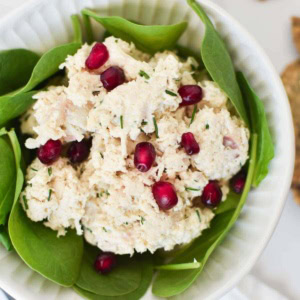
[7,130,83,287]
[82,9,187,54]
[152,134,258,297]
[73,255,153,300]
[82,13,95,44]
[0,92,36,127]
[0,49,39,96]
[187,0,249,126]
[237,72,274,186]
[215,191,240,215]
[15,43,81,95]
[0,225,12,251]
[76,244,142,296]
[0,134,16,225]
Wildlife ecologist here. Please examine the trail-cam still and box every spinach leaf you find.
[0,133,16,225]
[9,203,84,287]
[0,225,12,251]
[187,0,249,126]
[152,134,258,297]
[73,255,153,300]
[0,92,36,127]
[15,43,81,95]
[0,49,39,96]
[7,130,83,287]
[71,15,83,44]
[76,244,142,296]
[237,72,274,186]
[215,191,240,215]
[82,9,187,54]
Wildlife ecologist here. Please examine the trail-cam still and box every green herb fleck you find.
[100,152,104,159]
[105,190,110,196]
[165,90,177,97]
[205,124,209,129]
[189,105,198,126]
[48,167,52,176]
[124,222,129,225]
[139,70,150,79]
[102,227,107,232]
[196,210,201,223]
[153,117,159,138]
[85,227,93,233]
[120,115,124,129]
[141,120,148,126]
[23,196,29,210]
[31,168,38,172]
[48,189,52,201]
[140,216,146,225]
[185,186,201,191]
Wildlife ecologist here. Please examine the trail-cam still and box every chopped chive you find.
[23,195,29,210]
[140,216,146,225]
[31,168,38,172]
[105,190,110,196]
[48,167,52,176]
[96,193,101,198]
[141,120,148,126]
[85,227,93,233]
[165,90,177,97]
[28,183,33,187]
[185,187,201,191]
[196,210,201,223]
[124,222,129,225]
[100,152,104,159]
[189,105,198,126]
[153,117,159,138]
[206,124,209,129]
[120,115,124,129]
[154,262,201,271]
[48,189,52,201]
[102,227,107,232]
[139,70,150,79]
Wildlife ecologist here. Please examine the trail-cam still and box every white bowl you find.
[0,0,294,299]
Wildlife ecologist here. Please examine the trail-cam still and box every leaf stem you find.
[155,262,201,271]
[189,104,197,126]
[71,15,83,44]
[82,13,94,44]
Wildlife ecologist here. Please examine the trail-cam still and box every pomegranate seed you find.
[152,181,178,210]
[178,85,203,107]
[181,132,200,155]
[230,170,246,194]
[223,136,238,149]
[201,181,223,207]
[134,142,156,172]
[85,43,109,70]
[101,66,125,91]
[37,139,62,165]
[67,139,91,163]
[94,252,117,275]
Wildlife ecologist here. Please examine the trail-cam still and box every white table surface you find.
[0,0,299,299]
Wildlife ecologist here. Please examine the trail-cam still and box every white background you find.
[0,0,299,299]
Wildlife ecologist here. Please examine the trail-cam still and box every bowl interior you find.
[0,0,294,299]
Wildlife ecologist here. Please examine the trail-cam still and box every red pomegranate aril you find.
[85,43,109,70]
[201,181,223,208]
[37,139,62,165]
[101,66,125,91]
[134,142,156,172]
[181,132,200,155]
[67,139,91,164]
[152,181,178,210]
[94,252,117,275]
[230,170,246,194]
[178,85,203,107]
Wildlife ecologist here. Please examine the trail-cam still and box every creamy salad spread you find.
[20,36,249,255]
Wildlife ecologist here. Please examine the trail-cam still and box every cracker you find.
[281,60,300,203]
[292,17,300,53]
